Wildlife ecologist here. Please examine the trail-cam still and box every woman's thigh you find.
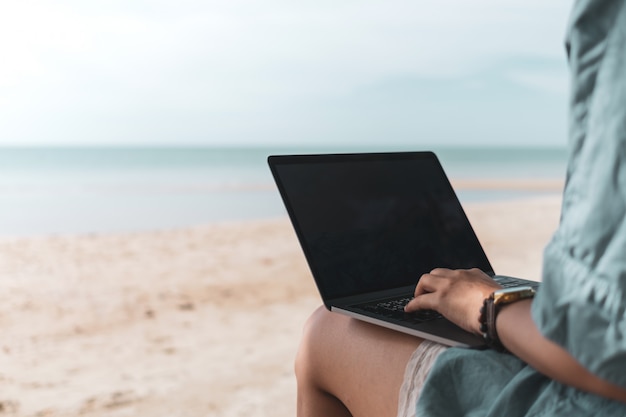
[296,306,425,417]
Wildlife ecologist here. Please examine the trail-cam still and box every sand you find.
[0,195,561,417]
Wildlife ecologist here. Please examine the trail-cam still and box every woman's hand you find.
[404,268,502,334]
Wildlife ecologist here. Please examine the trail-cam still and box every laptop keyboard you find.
[353,277,537,324]
[494,276,539,289]
[354,296,442,324]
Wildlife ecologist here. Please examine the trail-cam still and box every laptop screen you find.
[269,152,493,302]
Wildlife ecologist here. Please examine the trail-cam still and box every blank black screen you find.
[270,152,493,301]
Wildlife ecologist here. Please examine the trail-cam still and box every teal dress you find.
[416,1,626,415]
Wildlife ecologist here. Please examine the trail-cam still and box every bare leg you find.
[295,306,424,417]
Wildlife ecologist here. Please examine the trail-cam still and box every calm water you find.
[0,146,567,236]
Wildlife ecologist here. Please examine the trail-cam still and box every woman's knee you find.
[295,306,348,384]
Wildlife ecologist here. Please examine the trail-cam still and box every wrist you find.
[478,287,536,352]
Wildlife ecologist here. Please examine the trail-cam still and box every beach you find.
[0,193,561,417]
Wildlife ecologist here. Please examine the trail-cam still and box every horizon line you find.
[0,143,568,150]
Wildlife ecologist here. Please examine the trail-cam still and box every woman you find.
[295,1,626,416]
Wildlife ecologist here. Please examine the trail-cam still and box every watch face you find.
[493,286,536,305]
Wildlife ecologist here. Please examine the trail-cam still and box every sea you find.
[0,146,567,237]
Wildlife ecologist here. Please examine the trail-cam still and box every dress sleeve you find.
[531,0,626,388]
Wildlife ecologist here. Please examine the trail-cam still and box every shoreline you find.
[0,178,563,239]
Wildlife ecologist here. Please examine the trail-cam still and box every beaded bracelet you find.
[478,287,536,353]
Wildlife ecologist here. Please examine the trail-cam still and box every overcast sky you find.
[0,1,572,148]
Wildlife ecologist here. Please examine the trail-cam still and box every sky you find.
[0,0,573,148]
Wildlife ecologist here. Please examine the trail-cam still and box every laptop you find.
[267,151,539,347]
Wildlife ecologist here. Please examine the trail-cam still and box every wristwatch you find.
[479,286,536,352]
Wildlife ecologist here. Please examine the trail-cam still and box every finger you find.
[414,273,439,297]
[404,292,438,312]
